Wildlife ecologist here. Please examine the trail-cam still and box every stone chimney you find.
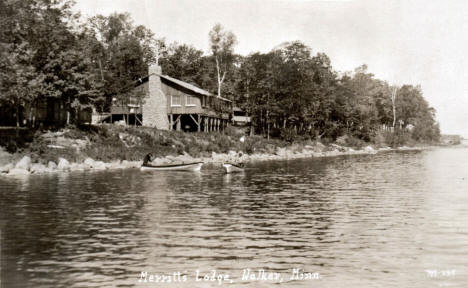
[142,65,169,129]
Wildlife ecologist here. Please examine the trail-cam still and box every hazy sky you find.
[74,0,468,137]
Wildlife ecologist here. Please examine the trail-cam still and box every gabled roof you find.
[135,73,232,103]
[155,73,232,103]
[156,73,212,97]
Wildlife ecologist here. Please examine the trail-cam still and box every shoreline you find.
[0,144,431,177]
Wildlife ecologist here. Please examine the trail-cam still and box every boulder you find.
[276,147,287,157]
[69,163,85,171]
[30,163,47,174]
[106,161,122,169]
[8,168,30,175]
[93,161,106,170]
[0,163,14,173]
[15,156,32,171]
[83,158,95,168]
[379,146,392,151]
[48,161,57,170]
[364,145,374,152]
[57,158,70,170]
[316,142,326,149]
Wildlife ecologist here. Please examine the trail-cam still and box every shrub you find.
[280,128,297,143]
[344,135,366,149]
[384,129,412,147]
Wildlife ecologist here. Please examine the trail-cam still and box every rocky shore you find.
[0,143,426,177]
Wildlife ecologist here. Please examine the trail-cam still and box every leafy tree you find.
[85,13,158,119]
[0,0,102,126]
[159,43,205,85]
[208,23,237,98]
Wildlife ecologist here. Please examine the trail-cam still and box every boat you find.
[141,162,203,172]
[222,163,244,173]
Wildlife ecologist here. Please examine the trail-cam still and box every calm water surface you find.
[1,146,468,287]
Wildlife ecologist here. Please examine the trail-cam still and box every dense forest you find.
[0,0,440,145]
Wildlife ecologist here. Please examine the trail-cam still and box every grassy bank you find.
[0,124,443,172]
[3,125,289,165]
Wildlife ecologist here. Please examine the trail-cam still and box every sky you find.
[74,0,468,137]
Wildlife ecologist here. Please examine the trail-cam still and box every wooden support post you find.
[216,118,219,131]
[136,115,143,126]
[204,117,208,132]
[173,114,181,131]
[197,115,201,132]
[169,114,173,130]
[189,114,199,131]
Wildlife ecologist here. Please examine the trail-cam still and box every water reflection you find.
[1,148,468,287]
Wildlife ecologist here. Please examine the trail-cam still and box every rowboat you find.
[141,162,203,172]
[222,163,244,173]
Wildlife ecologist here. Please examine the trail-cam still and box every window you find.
[201,96,207,107]
[171,95,181,106]
[186,95,197,106]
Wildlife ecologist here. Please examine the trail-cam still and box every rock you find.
[379,146,392,151]
[316,142,326,149]
[364,145,374,152]
[30,163,47,174]
[121,160,140,168]
[57,158,70,170]
[15,156,32,171]
[84,158,95,168]
[70,163,85,171]
[47,145,65,149]
[276,147,287,156]
[107,161,122,169]
[8,168,30,175]
[93,161,106,170]
[0,163,14,173]
[331,144,346,152]
[48,161,57,170]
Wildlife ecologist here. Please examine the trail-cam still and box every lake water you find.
[1,145,468,287]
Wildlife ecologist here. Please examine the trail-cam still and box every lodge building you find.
[107,65,232,132]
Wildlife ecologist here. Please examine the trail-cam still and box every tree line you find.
[159,31,440,144]
[0,0,440,144]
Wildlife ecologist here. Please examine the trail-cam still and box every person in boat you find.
[143,153,153,165]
